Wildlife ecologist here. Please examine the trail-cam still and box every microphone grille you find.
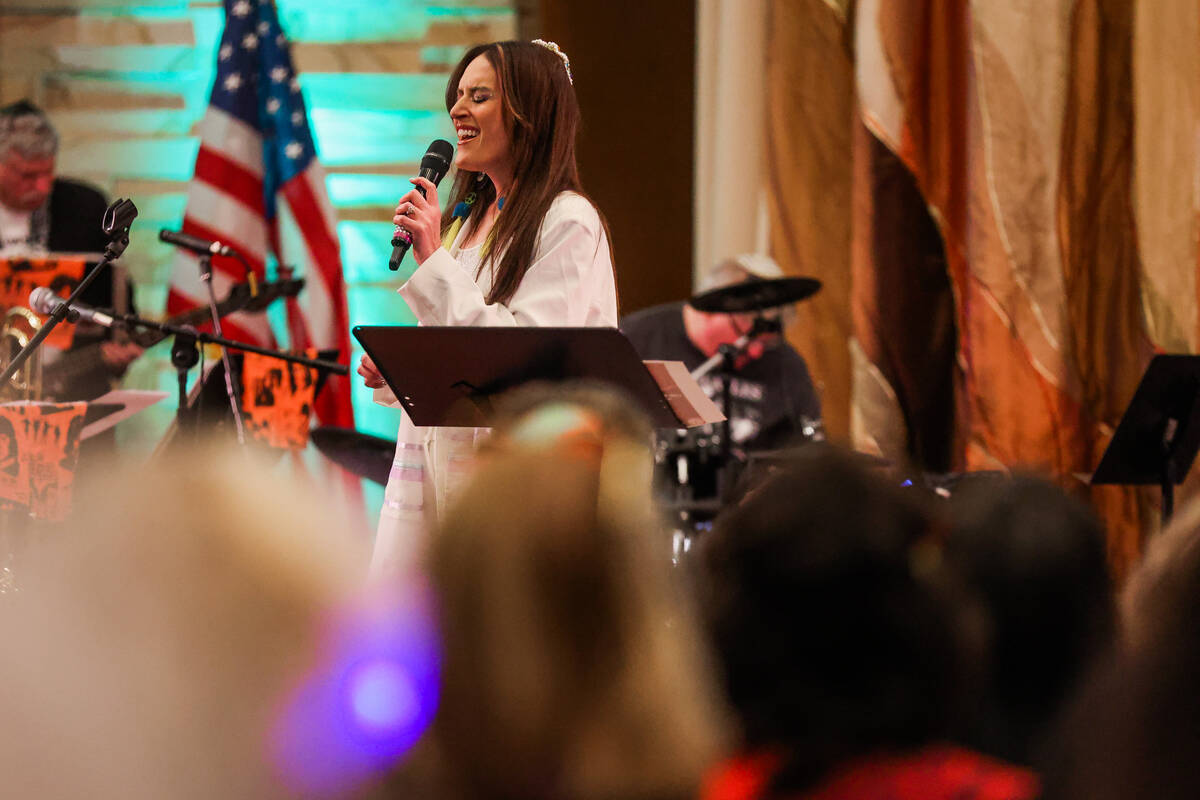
[29,286,56,315]
[420,139,455,179]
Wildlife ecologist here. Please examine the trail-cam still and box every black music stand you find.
[1091,355,1200,523]
[352,326,683,428]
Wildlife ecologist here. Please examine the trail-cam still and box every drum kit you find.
[658,275,826,563]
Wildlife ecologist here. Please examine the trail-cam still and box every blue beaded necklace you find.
[451,192,505,219]
[442,192,505,251]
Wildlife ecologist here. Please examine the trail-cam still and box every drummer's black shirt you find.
[620,301,821,452]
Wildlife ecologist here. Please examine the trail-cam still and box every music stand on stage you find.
[352,326,709,429]
[1091,354,1200,524]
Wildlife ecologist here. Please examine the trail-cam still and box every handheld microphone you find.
[159,228,236,258]
[29,287,117,328]
[389,139,455,271]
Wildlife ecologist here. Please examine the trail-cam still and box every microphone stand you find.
[689,313,783,502]
[94,308,348,437]
[197,251,246,444]
[0,198,138,392]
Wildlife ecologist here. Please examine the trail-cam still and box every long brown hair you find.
[429,439,725,800]
[441,41,613,306]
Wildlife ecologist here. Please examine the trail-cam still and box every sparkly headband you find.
[532,39,573,85]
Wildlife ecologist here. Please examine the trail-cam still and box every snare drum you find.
[654,427,741,568]
[653,427,725,512]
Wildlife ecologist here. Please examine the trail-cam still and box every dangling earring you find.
[474,172,486,184]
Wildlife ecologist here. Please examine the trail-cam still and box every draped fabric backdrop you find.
[767,0,1200,579]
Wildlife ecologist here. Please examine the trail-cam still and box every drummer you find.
[620,253,822,454]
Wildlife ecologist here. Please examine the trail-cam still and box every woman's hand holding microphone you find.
[393,177,442,264]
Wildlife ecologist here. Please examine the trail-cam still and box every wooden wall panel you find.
[0,14,193,45]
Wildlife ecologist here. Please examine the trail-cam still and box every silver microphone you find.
[29,287,117,328]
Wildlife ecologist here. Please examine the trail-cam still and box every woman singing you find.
[359,40,618,575]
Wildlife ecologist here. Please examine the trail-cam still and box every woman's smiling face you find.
[449,54,513,181]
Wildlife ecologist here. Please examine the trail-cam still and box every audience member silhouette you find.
[697,445,1037,800]
[1041,496,1200,800]
[947,475,1114,764]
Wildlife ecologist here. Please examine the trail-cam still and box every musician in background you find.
[620,253,821,454]
[0,99,141,400]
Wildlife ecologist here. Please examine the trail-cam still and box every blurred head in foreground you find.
[947,475,1114,764]
[1119,492,1200,652]
[0,446,432,799]
[427,388,725,800]
[1041,496,1200,800]
[698,445,1006,795]
[484,380,655,452]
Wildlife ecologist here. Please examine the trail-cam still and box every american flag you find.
[169,0,353,428]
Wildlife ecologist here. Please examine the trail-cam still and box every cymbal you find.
[311,426,395,486]
[689,276,822,313]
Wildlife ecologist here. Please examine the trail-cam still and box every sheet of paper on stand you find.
[78,390,169,440]
[642,360,725,428]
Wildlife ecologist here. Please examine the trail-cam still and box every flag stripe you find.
[283,171,342,286]
[303,161,340,236]
[194,107,265,177]
[282,168,348,352]
[167,253,275,344]
[193,146,267,217]
[180,184,270,267]
[167,287,275,345]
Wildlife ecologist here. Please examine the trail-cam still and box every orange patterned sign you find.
[0,401,88,521]
[241,351,318,450]
[0,256,88,349]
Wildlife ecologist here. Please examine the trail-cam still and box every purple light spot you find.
[348,659,419,736]
[269,583,440,796]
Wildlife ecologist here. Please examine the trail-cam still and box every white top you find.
[454,240,483,279]
[0,203,33,256]
[397,190,617,328]
[370,190,618,576]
